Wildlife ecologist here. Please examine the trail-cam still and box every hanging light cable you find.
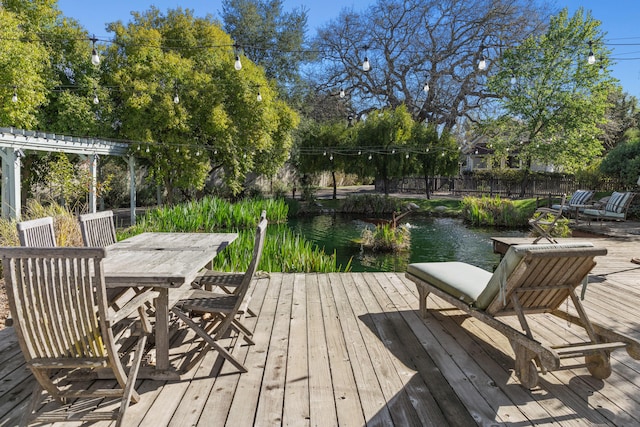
[90,35,100,66]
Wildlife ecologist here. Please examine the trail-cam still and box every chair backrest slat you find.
[79,211,117,247]
[17,217,56,247]
[1,247,108,362]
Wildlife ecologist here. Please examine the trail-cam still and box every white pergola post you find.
[0,148,22,219]
[128,156,137,225]
[88,154,98,213]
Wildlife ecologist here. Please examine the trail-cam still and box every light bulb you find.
[368,154,372,160]
[405,153,409,159]
[339,88,345,98]
[173,93,179,104]
[362,56,370,72]
[478,55,486,71]
[145,146,150,153]
[257,91,262,102]
[588,51,596,65]
[91,48,100,66]
[423,83,429,93]
[195,150,200,156]
[329,154,333,161]
[234,55,242,70]
[510,75,516,85]
[93,93,99,104]
[11,87,17,103]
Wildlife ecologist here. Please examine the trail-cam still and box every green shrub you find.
[340,194,404,214]
[360,224,410,252]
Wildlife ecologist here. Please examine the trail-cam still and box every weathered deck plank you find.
[1,236,640,426]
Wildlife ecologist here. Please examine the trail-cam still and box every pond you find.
[287,214,528,272]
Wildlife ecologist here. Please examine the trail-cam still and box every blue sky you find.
[56,0,640,97]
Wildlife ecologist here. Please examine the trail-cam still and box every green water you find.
[287,214,527,272]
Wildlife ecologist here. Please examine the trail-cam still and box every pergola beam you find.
[0,127,135,221]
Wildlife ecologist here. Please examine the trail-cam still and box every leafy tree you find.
[311,0,549,131]
[0,6,49,128]
[222,0,309,100]
[599,140,640,187]
[103,7,299,199]
[295,119,349,199]
[410,124,459,199]
[353,105,414,195]
[485,8,615,195]
[598,87,639,151]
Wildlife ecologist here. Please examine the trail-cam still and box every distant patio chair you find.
[0,247,149,426]
[16,216,56,247]
[79,210,117,246]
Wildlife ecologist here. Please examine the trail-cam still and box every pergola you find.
[0,127,137,224]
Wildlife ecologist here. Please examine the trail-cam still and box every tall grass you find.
[461,195,528,227]
[123,197,289,236]
[123,197,348,273]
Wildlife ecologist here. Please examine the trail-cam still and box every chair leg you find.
[116,334,147,427]
[171,308,248,373]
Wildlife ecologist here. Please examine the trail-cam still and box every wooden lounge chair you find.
[16,216,56,247]
[79,210,118,246]
[0,247,149,426]
[528,194,566,244]
[405,243,640,388]
[171,217,268,373]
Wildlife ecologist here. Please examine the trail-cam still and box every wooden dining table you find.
[102,232,238,379]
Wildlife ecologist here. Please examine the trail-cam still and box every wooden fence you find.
[377,176,626,198]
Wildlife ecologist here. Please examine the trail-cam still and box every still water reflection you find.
[287,214,527,272]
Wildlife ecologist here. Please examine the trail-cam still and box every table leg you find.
[155,288,170,371]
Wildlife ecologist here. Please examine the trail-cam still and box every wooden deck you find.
[1,236,640,426]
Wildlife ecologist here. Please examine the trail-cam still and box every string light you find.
[11,86,17,103]
[423,82,429,93]
[257,90,262,102]
[92,86,99,104]
[362,45,370,72]
[234,43,242,70]
[90,35,100,66]
[588,40,596,64]
[478,44,487,71]
[339,88,345,98]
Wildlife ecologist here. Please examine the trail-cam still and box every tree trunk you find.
[519,158,532,198]
[331,170,337,200]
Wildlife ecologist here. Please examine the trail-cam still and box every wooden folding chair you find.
[0,247,149,426]
[172,217,268,373]
[529,194,566,243]
[191,210,267,317]
[16,216,56,247]
[79,210,118,247]
[406,243,640,388]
